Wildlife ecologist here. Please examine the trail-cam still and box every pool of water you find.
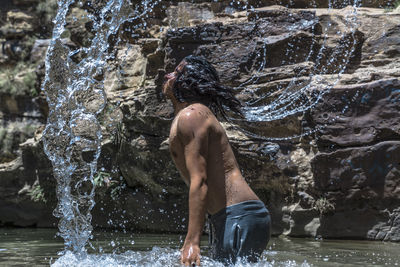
[0,228,399,266]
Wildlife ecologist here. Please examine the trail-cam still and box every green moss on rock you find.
[0,62,38,97]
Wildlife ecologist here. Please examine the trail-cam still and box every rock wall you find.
[0,0,399,240]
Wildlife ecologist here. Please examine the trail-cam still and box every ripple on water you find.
[51,248,311,267]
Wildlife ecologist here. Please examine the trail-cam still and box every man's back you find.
[163,55,270,265]
[169,103,259,215]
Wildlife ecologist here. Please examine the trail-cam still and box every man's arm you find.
[177,109,209,266]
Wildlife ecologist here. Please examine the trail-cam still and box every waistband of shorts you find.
[209,200,269,223]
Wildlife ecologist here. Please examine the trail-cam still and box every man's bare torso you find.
[169,103,259,215]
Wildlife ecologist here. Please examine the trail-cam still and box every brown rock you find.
[0,11,35,39]
[29,39,51,63]
[312,79,400,149]
[65,7,93,47]
[166,2,215,28]
[312,141,400,239]
[248,0,397,8]
[1,3,400,241]
[282,203,320,237]
[0,137,56,227]
[312,141,400,197]
[12,0,40,6]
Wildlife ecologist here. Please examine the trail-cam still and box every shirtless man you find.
[162,55,271,266]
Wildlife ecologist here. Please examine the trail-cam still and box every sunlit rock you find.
[0,1,399,242]
[0,11,35,39]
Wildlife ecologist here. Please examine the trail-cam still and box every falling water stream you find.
[42,0,133,257]
[39,0,388,265]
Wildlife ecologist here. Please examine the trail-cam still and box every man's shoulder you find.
[176,104,214,139]
[178,103,214,123]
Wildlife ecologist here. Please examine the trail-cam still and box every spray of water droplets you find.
[230,0,362,141]
[52,247,312,267]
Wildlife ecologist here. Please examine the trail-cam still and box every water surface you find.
[0,228,399,266]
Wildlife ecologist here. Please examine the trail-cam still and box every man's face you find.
[162,60,186,101]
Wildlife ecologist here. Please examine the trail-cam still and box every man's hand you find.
[180,242,201,266]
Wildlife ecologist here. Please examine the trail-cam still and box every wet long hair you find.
[172,55,243,120]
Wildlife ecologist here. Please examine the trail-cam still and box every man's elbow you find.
[189,176,208,199]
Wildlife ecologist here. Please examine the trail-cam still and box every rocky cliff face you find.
[0,0,399,240]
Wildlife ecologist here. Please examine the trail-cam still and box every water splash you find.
[51,248,311,267]
[42,0,132,256]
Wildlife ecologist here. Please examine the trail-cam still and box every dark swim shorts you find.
[208,200,271,264]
